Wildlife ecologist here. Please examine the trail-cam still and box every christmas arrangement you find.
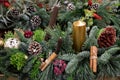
[0,0,120,80]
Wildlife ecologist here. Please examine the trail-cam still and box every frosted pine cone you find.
[28,41,42,55]
[98,26,116,48]
[90,3,99,10]
[66,3,75,11]
[10,8,20,18]
[27,6,36,13]
[30,15,41,27]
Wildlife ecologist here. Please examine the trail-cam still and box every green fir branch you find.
[65,51,89,73]
[98,47,120,64]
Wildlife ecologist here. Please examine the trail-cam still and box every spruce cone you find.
[10,8,20,18]
[90,3,99,10]
[27,6,36,13]
[30,15,41,27]
[98,26,116,48]
[28,41,42,55]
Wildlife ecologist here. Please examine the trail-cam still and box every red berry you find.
[4,1,11,8]
[24,31,33,38]
[88,0,92,6]
[93,13,102,20]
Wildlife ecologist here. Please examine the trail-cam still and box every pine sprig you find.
[65,51,89,73]
[76,62,95,80]
[82,26,99,50]
[98,47,120,64]
[58,54,76,61]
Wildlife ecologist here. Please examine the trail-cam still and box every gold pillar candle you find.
[72,20,86,52]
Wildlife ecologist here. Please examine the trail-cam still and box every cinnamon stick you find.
[90,46,98,73]
[40,52,57,71]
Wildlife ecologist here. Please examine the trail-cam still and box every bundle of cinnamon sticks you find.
[90,46,98,73]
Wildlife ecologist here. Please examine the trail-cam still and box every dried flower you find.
[4,38,20,49]
[53,60,66,75]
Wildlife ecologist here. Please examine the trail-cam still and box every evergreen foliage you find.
[0,0,120,80]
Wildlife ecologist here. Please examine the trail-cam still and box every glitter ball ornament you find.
[30,15,41,27]
[97,26,116,48]
[28,41,42,55]
[24,30,33,38]
[4,38,20,49]
[53,60,67,75]
[10,8,20,18]
[27,6,36,13]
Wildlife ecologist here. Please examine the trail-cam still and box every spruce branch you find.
[65,51,89,73]
[58,54,76,61]
[98,47,120,64]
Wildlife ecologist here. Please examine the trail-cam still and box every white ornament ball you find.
[4,38,20,49]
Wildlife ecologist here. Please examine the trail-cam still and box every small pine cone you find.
[30,15,41,27]
[98,26,116,48]
[28,41,42,55]
[10,8,20,18]
[27,6,36,13]
[66,3,75,11]
[90,3,99,10]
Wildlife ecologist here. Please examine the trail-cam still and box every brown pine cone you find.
[97,26,116,48]
[10,8,20,18]
[90,3,99,10]
[28,41,42,55]
[30,15,41,27]
[27,6,36,13]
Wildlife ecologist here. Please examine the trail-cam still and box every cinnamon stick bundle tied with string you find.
[90,46,98,73]
[40,37,63,71]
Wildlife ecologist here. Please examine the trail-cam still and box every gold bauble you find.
[0,38,4,47]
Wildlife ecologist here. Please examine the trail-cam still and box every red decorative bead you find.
[24,31,33,38]
[93,13,102,20]
[37,3,43,8]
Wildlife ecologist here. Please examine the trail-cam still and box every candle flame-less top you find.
[73,20,86,27]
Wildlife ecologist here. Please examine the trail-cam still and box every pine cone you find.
[66,3,75,11]
[90,3,99,10]
[28,41,42,55]
[10,8,20,18]
[30,15,41,27]
[98,26,116,48]
[27,6,36,13]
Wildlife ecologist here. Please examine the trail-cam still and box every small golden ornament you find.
[0,38,4,47]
